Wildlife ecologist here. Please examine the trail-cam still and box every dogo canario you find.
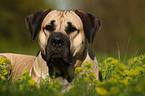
[0,9,102,83]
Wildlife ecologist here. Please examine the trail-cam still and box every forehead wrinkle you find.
[56,11,72,30]
[58,10,72,24]
[58,10,65,18]
[42,10,83,31]
[64,11,83,29]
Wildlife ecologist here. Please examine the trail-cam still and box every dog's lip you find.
[48,52,62,61]
[47,52,72,65]
[51,53,61,59]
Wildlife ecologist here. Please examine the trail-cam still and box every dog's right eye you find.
[45,25,51,30]
[44,25,54,31]
[44,20,56,32]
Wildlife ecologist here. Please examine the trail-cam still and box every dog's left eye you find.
[70,27,77,32]
[66,22,77,33]
[66,26,77,33]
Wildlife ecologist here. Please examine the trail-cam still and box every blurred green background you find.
[0,0,145,56]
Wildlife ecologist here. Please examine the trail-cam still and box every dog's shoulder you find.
[83,46,96,62]
[86,46,96,60]
[83,47,99,80]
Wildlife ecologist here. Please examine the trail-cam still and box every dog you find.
[0,9,102,83]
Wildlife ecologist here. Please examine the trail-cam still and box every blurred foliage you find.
[0,54,145,96]
[0,0,145,55]
[0,0,55,55]
[80,0,145,54]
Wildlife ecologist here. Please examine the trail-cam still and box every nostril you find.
[51,37,64,47]
[51,39,56,46]
[58,39,64,45]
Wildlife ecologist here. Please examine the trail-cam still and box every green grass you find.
[0,53,145,96]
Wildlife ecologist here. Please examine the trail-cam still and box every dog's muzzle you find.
[41,32,73,82]
[42,32,72,65]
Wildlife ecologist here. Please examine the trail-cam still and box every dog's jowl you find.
[0,9,102,83]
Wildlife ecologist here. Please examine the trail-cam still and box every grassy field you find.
[0,53,145,96]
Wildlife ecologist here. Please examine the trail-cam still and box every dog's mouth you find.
[42,50,73,82]
[41,32,73,82]
[48,52,72,65]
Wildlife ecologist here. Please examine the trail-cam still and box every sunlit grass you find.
[0,53,145,96]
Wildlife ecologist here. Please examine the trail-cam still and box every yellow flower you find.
[22,70,29,76]
[103,57,114,67]
[28,79,36,86]
[2,69,8,75]
[106,57,114,61]
[127,54,145,65]
[48,82,53,88]
[70,84,75,89]
[75,67,82,74]
[0,56,10,64]
[119,63,126,70]
[3,71,8,76]
[133,57,138,62]
[0,57,4,64]
[84,61,93,69]
[19,84,23,89]
[83,77,89,83]
[2,66,7,69]
[126,76,132,81]
[4,58,10,64]
[127,69,139,76]
[99,66,102,71]
[53,81,60,88]
[88,71,95,79]
[22,70,30,80]
[0,75,6,80]
[96,87,108,95]
[111,59,119,65]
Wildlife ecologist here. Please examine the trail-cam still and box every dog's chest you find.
[50,58,69,75]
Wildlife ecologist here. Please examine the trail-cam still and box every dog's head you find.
[25,9,102,81]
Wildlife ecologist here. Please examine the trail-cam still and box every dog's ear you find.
[25,9,51,41]
[75,10,102,43]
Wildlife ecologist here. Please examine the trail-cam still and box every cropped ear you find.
[75,10,102,43]
[25,9,51,41]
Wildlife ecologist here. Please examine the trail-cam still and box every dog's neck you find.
[74,45,87,67]
[30,46,87,82]
[30,51,74,82]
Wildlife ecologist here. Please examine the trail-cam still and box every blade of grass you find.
[116,41,121,63]
[123,33,131,63]
[127,50,138,70]
[8,61,16,83]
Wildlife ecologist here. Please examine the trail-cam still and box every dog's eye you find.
[45,25,52,30]
[44,25,54,31]
[66,22,77,33]
[66,26,77,33]
[70,27,77,32]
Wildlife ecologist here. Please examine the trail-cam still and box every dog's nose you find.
[51,37,64,47]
